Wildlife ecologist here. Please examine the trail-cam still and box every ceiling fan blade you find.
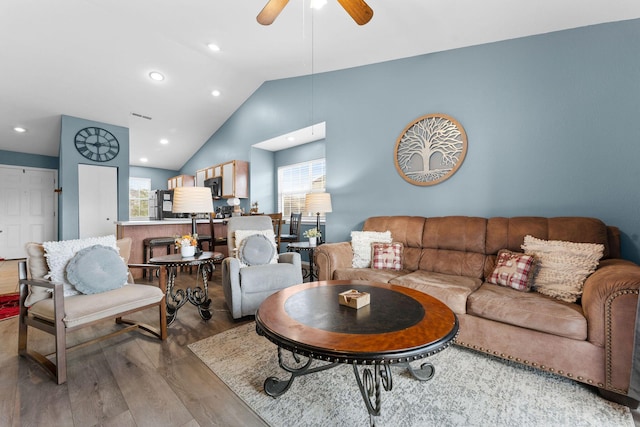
[257,0,290,25]
[337,0,373,25]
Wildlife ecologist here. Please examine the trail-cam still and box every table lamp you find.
[172,186,214,236]
[305,192,332,244]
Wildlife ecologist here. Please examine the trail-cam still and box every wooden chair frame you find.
[18,262,167,385]
[267,213,283,247]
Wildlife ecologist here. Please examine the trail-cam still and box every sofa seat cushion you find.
[333,267,406,283]
[29,284,164,329]
[390,271,482,315]
[467,283,587,340]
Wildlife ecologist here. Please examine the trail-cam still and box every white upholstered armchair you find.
[222,216,303,319]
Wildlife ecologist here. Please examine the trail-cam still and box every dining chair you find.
[280,212,302,245]
[267,213,283,248]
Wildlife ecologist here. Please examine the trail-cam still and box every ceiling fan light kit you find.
[257,0,373,26]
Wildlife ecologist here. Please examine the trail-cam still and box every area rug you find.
[188,323,632,427]
[0,293,19,320]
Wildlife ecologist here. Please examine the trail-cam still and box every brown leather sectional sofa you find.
[315,216,640,405]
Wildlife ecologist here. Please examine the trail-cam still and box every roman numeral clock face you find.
[74,127,120,162]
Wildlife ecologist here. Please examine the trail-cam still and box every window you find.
[278,159,326,219]
[129,177,151,219]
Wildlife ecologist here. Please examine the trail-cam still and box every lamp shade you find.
[305,192,332,214]
[172,186,213,214]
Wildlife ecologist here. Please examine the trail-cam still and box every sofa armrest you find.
[315,242,354,281]
[582,258,640,393]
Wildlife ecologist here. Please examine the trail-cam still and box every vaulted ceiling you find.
[1,0,639,170]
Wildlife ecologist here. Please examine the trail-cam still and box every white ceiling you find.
[1,0,639,170]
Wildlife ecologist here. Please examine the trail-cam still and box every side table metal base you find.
[150,252,221,325]
[166,263,213,324]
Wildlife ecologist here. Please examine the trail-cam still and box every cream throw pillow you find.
[522,235,604,303]
[351,231,392,268]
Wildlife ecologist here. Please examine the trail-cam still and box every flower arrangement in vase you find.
[175,234,198,257]
[303,228,321,245]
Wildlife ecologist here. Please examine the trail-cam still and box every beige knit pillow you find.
[522,235,604,303]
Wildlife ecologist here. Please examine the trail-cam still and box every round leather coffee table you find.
[255,280,458,424]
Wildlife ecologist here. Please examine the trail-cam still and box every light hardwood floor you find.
[0,266,268,427]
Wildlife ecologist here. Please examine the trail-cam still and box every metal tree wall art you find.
[394,113,468,186]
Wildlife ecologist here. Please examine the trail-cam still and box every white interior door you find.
[0,166,57,259]
[78,164,118,238]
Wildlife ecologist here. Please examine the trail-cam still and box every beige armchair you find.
[18,237,167,384]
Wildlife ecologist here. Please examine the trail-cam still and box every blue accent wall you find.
[181,19,640,263]
[129,165,179,191]
[59,115,129,239]
[250,148,275,213]
[274,140,325,169]
[0,150,58,169]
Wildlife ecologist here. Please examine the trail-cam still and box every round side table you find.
[150,251,224,325]
[287,241,317,281]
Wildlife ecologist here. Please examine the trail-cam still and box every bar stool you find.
[143,237,175,279]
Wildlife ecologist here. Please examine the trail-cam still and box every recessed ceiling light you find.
[207,43,221,52]
[13,127,26,133]
[310,0,327,10]
[140,157,148,163]
[149,71,165,81]
[211,90,221,97]
[160,139,169,145]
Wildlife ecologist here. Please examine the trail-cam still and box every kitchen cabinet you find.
[193,160,247,198]
[196,165,223,186]
[167,174,194,189]
[221,160,248,198]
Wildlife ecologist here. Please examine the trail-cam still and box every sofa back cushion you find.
[363,216,426,270]
[363,216,488,278]
[419,216,488,279]
[362,216,615,282]
[485,217,610,279]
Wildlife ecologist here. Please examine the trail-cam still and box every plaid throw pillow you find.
[487,249,536,291]
[371,242,403,271]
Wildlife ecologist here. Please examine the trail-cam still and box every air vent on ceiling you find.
[131,112,152,120]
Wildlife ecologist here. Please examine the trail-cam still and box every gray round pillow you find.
[238,234,276,266]
[65,245,128,294]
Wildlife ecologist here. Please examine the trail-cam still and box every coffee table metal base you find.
[262,346,436,426]
[264,347,339,397]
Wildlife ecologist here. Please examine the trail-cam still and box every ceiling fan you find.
[257,0,373,26]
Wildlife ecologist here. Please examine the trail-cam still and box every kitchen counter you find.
[116,219,229,278]
[116,218,228,226]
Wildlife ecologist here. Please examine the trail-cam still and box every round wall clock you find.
[74,127,120,162]
[394,113,467,186]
